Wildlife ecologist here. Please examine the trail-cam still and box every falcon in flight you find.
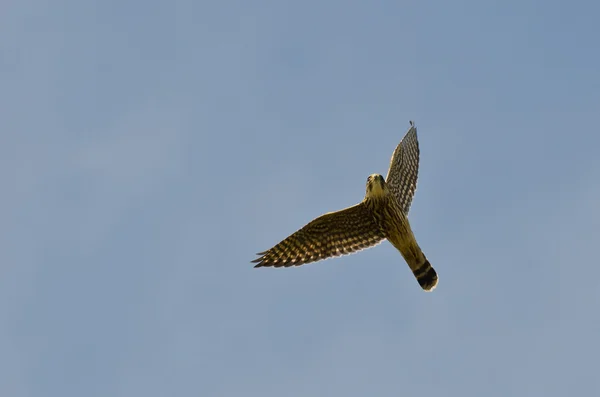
[252,121,438,291]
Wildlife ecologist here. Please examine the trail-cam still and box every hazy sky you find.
[3,1,600,396]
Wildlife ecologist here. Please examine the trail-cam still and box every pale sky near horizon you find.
[2,1,600,396]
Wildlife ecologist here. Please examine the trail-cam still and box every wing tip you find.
[408,120,417,133]
[251,254,265,267]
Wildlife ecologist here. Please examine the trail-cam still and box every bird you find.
[252,121,438,291]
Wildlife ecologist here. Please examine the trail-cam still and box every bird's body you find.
[252,121,438,291]
[362,174,437,291]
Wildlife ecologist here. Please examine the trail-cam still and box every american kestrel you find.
[252,121,438,291]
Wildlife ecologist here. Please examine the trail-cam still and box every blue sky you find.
[2,0,600,396]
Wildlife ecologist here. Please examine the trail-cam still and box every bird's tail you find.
[412,259,438,291]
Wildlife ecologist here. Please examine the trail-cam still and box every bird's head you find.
[365,174,387,198]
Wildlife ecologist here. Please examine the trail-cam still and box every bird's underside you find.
[252,121,438,291]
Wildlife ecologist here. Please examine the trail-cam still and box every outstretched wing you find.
[252,202,385,268]
[385,121,420,215]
